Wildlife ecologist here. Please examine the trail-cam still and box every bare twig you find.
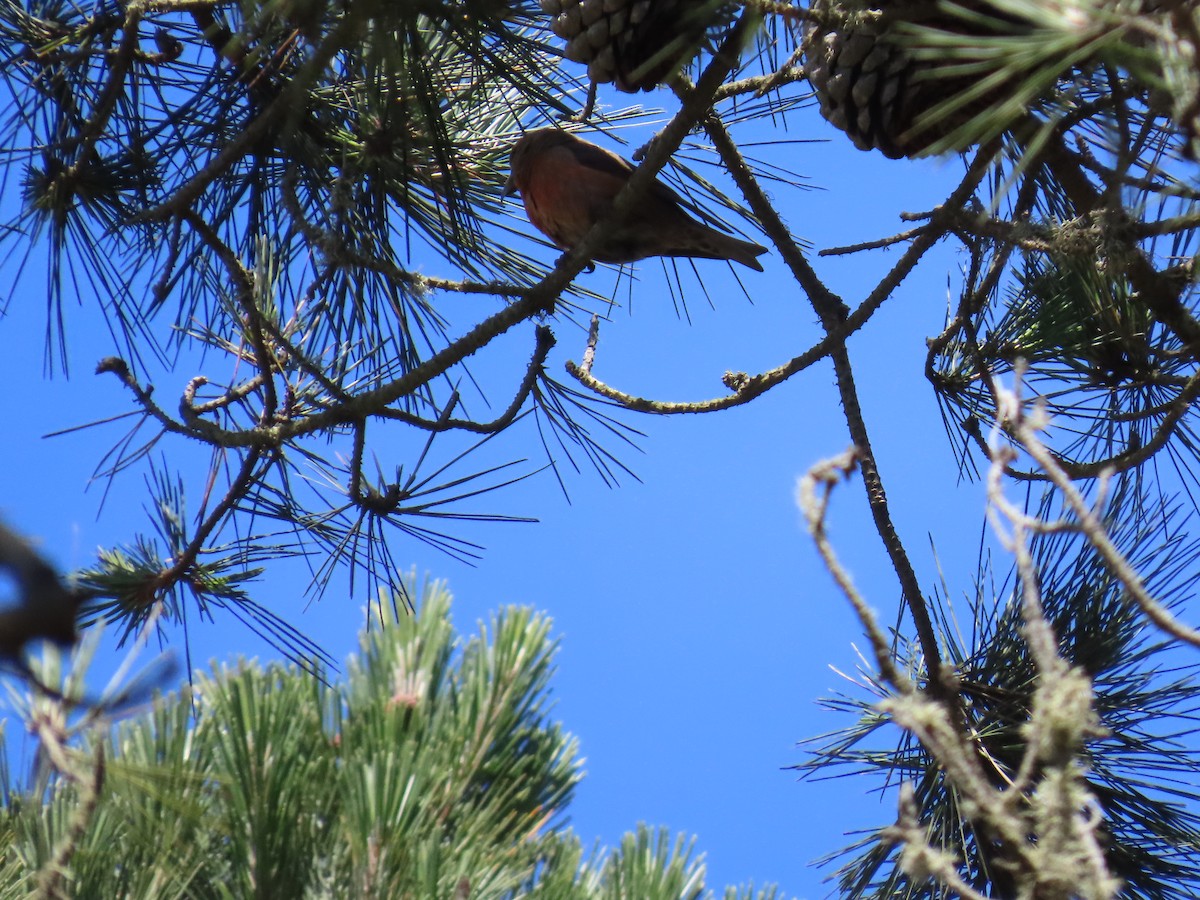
[996,374,1200,650]
[796,447,910,693]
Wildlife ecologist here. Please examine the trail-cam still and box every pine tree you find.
[0,581,781,898]
[1,0,1199,896]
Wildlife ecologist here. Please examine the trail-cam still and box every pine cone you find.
[802,0,1030,159]
[803,0,957,158]
[804,0,1190,160]
[540,0,733,93]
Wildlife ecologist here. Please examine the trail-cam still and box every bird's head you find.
[502,128,576,198]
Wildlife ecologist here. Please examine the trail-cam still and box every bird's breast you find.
[522,176,588,250]
[519,147,629,251]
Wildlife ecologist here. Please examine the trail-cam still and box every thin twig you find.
[1000,379,1200,650]
[796,447,910,693]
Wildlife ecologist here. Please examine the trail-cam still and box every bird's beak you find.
[501,172,517,199]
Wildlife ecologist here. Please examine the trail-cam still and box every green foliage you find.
[0,583,782,899]
[800,480,1200,899]
[0,0,675,648]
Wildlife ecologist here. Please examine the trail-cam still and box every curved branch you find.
[798,447,912,695]
[376,326,555,434]
[567,312,859,414]
[698,107,996,701]
[961,368,1200,482]
[1002,383,1200,650]
[183,210,280,419]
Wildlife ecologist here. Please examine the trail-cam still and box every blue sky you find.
[0,94,1001,896]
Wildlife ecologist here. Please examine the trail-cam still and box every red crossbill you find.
[503,128,767,271]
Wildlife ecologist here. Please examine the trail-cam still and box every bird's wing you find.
[565,138,689,211]
[564,137,636,179]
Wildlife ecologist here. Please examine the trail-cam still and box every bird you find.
[503,128,767,271]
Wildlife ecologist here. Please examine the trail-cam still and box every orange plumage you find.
[503,128,767,271]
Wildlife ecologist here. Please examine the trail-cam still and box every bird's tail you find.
[716,233,768,272]
[674,225,768,272]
